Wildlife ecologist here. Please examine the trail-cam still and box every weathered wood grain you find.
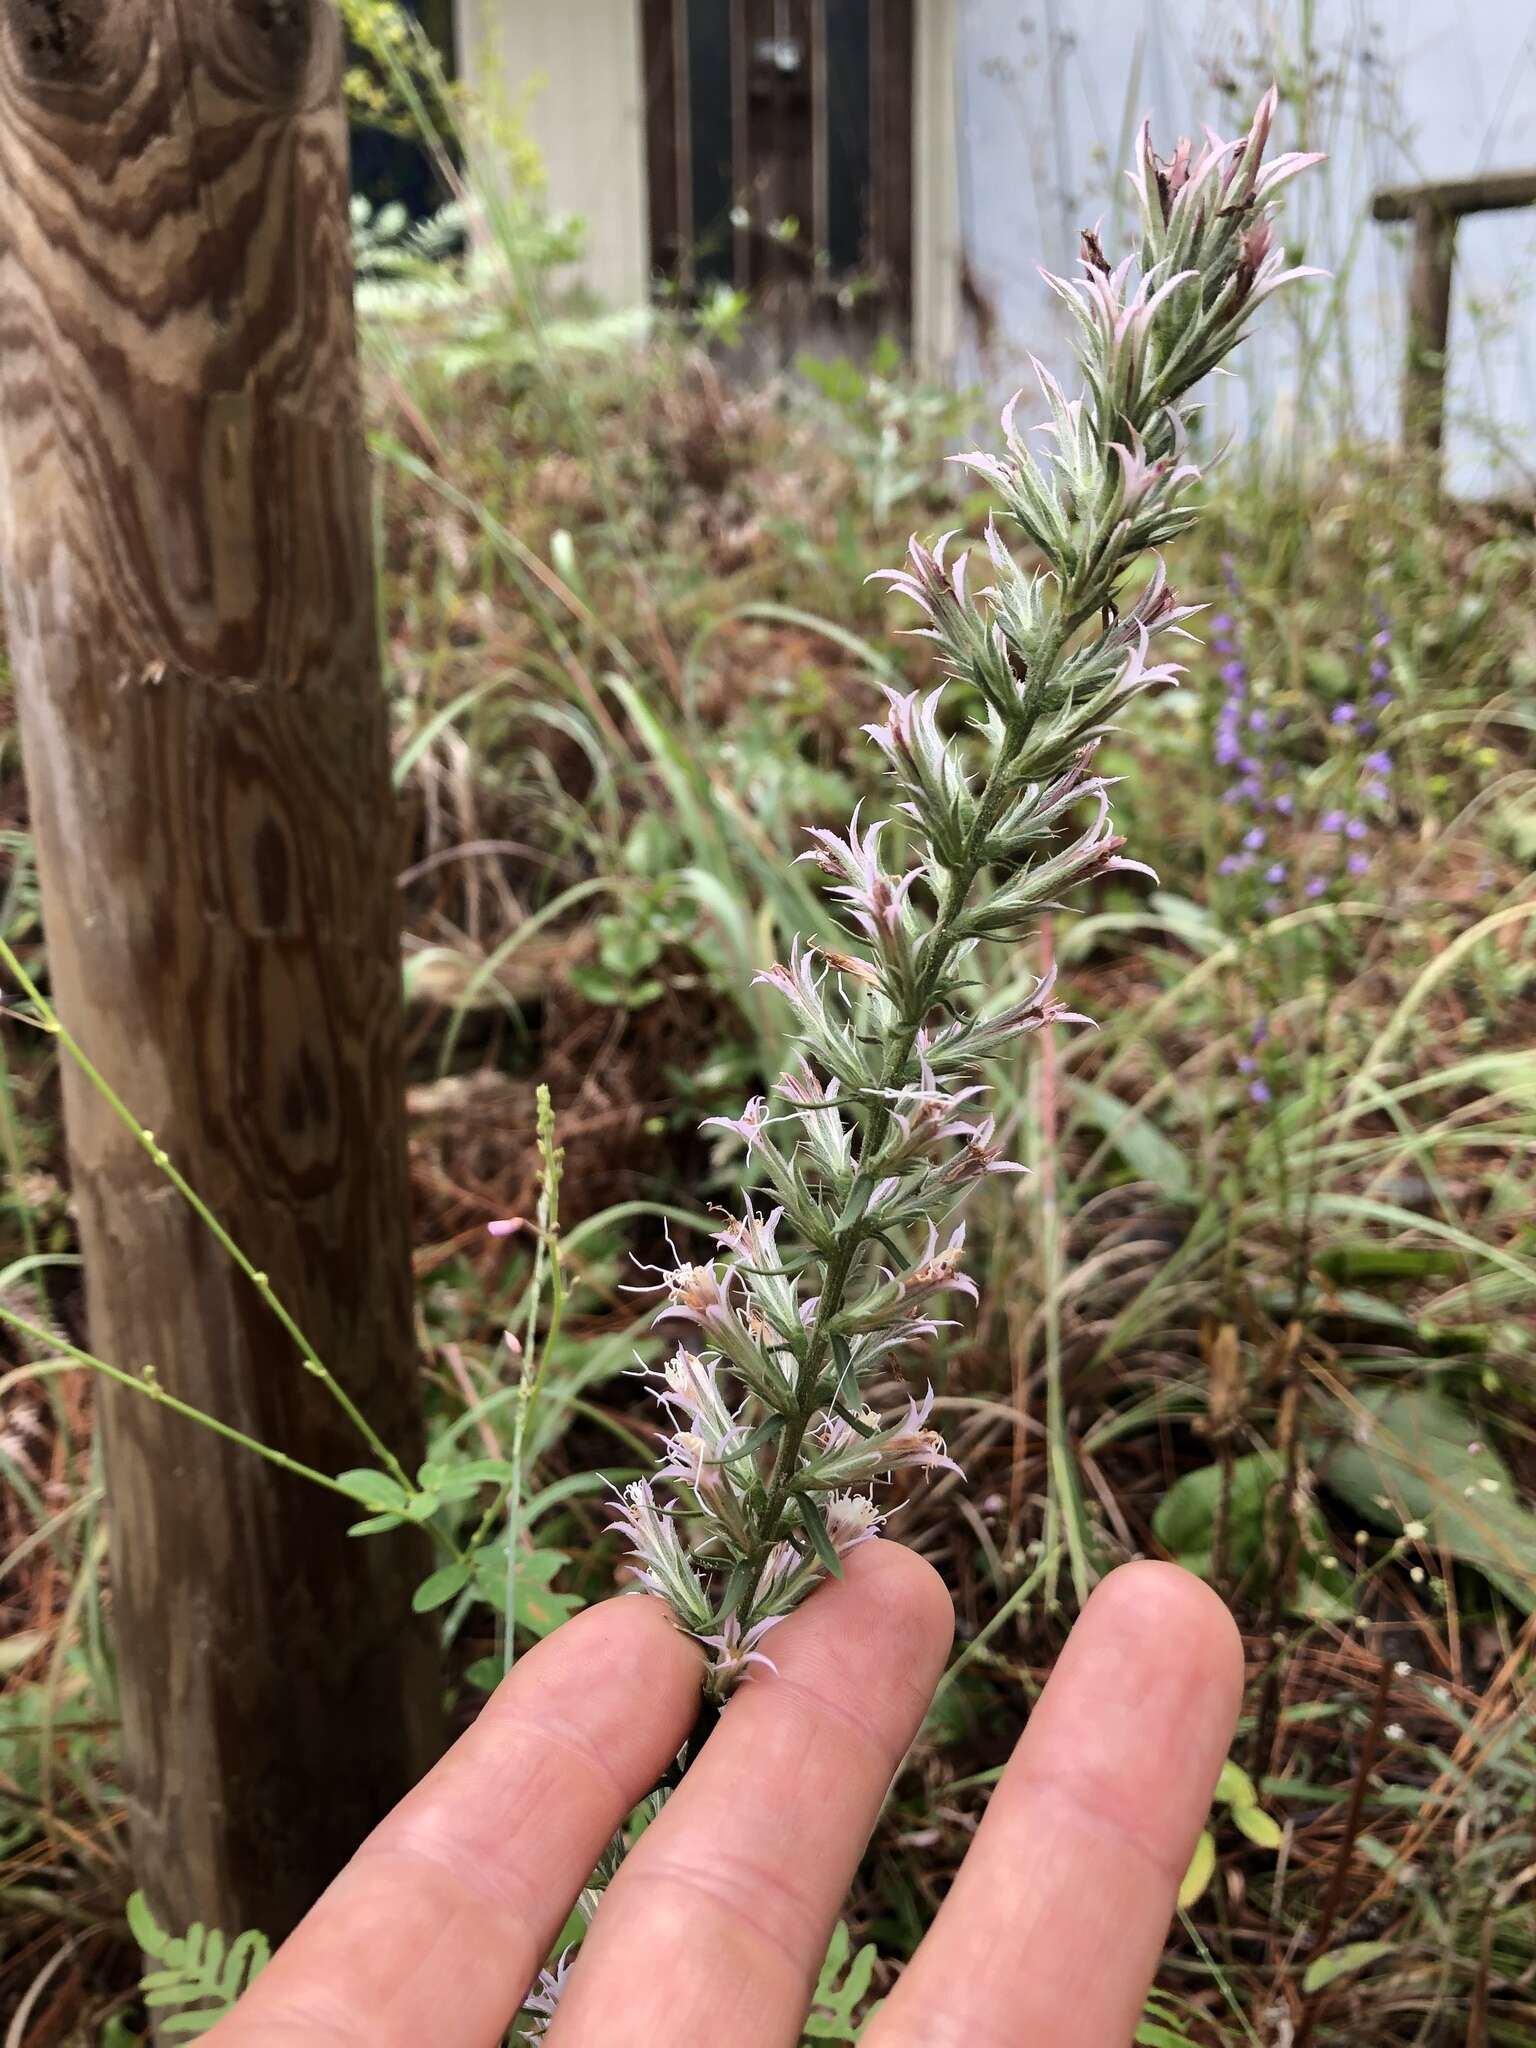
[0,0,441,1940]
[1370,168,1536,470]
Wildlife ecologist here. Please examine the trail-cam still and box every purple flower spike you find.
[1344,817,1367,841]
[1265,862,1286,883]
[1320,810,1345,833]
[1347,851,1370,874]
[1242,826,1266,851]
[1331,704,1356,726]
[1249,1079,1272,1105]
[1305,876,1327,898]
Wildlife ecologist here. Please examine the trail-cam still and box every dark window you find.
[643,0,912,331]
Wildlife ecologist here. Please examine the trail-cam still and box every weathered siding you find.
[956,0,1536,490]
[456,0,651,308]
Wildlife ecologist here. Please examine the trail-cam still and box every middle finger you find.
[548,1540,953,2048]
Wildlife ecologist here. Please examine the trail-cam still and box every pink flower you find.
[698,1613,785,1690]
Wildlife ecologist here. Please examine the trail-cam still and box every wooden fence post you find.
[0,0,441,1940]
[1372,169,1536,480]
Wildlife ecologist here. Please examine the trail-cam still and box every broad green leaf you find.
[1152,1453,1352,1621]
[1317,1387,1536,1610]
[334,1469,409,1513]
[471,1545,584,1636]
[413,1559,472,1613]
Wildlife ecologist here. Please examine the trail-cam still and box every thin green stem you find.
[0,936,413,1491]
[0,1300,353,1500]
[504,1086,567,1672]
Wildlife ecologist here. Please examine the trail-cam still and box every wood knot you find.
[222,0,317,100]
[3,0,103,84]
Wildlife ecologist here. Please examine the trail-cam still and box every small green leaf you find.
[1177,1828,1216,1908]
[793,1491,846,1580]
[1301,1939,1397,1995]
[335,1469,409,1513]
[1232,1803,1283,1849]
[1215,1760,1258,1809]
[413,1559,472,1613]
[126,1889,169,1958]
[735,1413,786,1459]
[346,1511,405,1537]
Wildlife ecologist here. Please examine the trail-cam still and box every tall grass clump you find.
[607,93,1324,1695]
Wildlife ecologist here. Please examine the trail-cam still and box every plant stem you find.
[0,935,413,1490]
[0,1299,354,1499]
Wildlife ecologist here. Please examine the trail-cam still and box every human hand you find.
[208,1547,1241,2047]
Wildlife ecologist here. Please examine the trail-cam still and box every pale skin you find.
[209,1552,1242,2048]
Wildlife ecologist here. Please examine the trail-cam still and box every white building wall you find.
[955,0,1536,491]
[456,0,651,310]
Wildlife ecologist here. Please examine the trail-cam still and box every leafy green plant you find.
[1179,1758,1283,1908]
[796,337,971,526]
[800,1921,883,2042]
[125,1890,270,2039]
[1154,1450,1352,1619]
[1135,1988,1204,2045]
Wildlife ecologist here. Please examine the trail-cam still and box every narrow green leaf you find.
[1177,1828,1215,1908]
[794,1491,846,1580]
[1301,1939,1397,1995]
[126,1890,169,1958]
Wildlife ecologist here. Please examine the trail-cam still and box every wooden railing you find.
[1371,170,1536,473]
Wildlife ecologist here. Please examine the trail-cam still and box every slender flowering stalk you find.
[611,91,1324,1700]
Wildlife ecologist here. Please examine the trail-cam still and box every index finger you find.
[211,1594,700,2048]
